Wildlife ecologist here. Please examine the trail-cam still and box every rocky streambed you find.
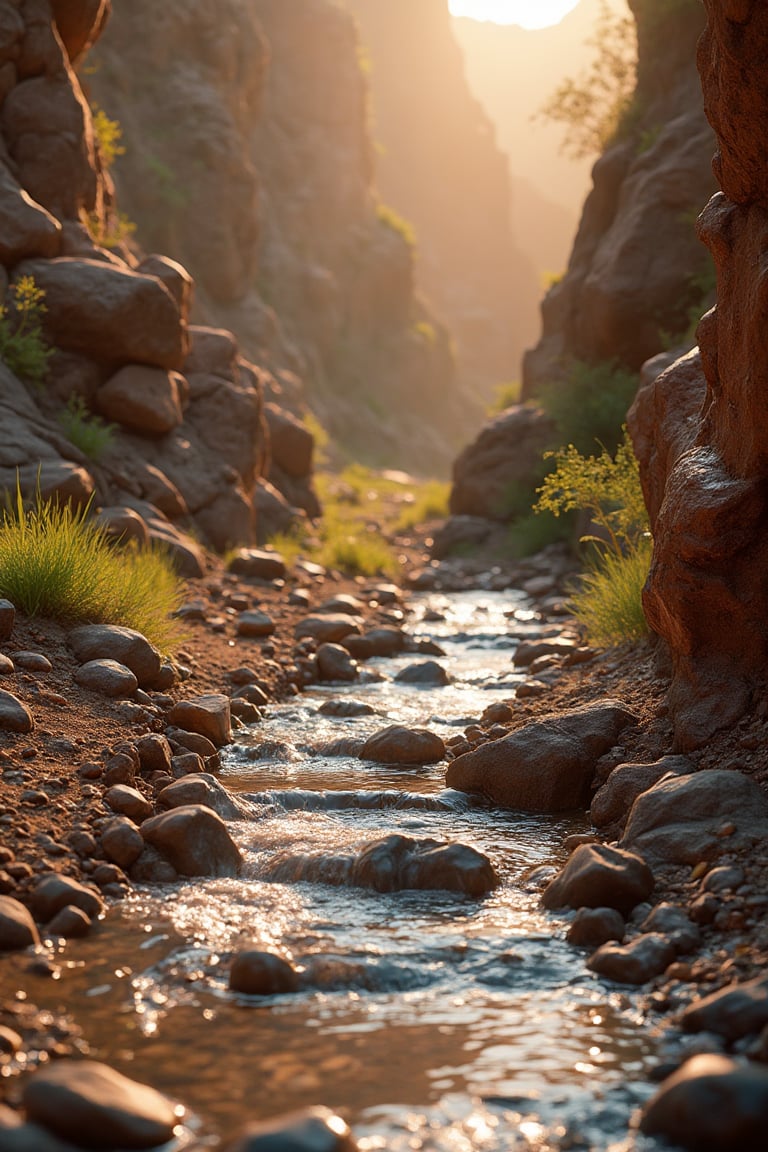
[2,560,768,1150]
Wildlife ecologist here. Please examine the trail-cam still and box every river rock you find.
[619,768,768,864]
[295,615,364,644]
[0,654,14,675]
[318,699,376,718]
[341,635,375,661]
[364,626,406,656]
[542,843,654,914]
[74,659,139,698]
[360,725,445,765]
[641,903,700,955]
[513,638,578,667]
[104,785,153,824]
[68,625,162,689]
[236,611,276,638]
[156,774,248,821]
[639,1054,768,1150]
[167,728,220,765]
[229,950,299,996]
[318,593,366,615]
[101,818,145,871]
[22,1059,180,1150]
[13,652,51,672]
[141,804,242,877]
[681,974,768,1042]
[223,1107,357,1152]
[46,905,92,939]
[566,907,625,948]
[0,598,14,641]
[228,548,287,581]
[0,895,40,951]
[587,932,676,985]
[136,734,173,775]
[29,875,104,923]
[447,700,638,812]
[590,755,693,829]
[316,643,358,682]
[168,695,231,747]
[0,690,34,733]
[395,661,451,686]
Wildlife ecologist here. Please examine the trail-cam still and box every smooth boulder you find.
[0,896,40,951]
[74,660,138,698]
[168,695,231,748]
[360,725,445,765]
[229,950,299,996]
[223,1107,357,1152]
[140,805,242,877]
[587,933,676,985]
[542,843,654,914]
[68,625,161,689]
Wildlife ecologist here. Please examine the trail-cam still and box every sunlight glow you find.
[448,0,581,29]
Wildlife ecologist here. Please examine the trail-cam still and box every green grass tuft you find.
[0,487,184,652]
[58,395,116,462]
[395,480,450,531]
[569,537,651,646]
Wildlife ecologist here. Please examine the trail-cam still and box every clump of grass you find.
[570,536,652,645]
[317,526,399,578]
[487,380,522,415]
[0,487,183,652]
[85,209,137,250]
[58,395,116,462]
[0,275,52,387]
[395,480,450,531]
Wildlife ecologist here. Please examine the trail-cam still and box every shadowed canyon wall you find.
[630,0,768,749]
[346,0,540,395]
[89,0,471,472]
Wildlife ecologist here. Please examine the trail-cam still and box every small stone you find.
[681,974,768,1042]
[395,660,451,686]
[13,652,52,673]
[587,932,676,985]
[229,950,299,995]
[360,725,445,765]
[0,599,15,642]
[103,752,136,787]
[171,752,205,777]
[0,690,34,733]
[236,611,276,638]
[223,1107,357,1152]
[101,818,145,871]
[566,907,625,948]
[542,843,654,914]
[136,734,173,775]
[68,624,162,688]
[104,785,153,823]
[232,683,270,706]
[295,615,364,644]
[228,548,287,581]
[75,659,138,698]
[318,699,376,718]
[46,904,92,939]
[0,654,14,675]
[168,695,231,748]
[316,643,358,683]
[0,895,40,951]
[29,874,104,923]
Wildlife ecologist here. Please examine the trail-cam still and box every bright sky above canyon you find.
[448,0,580,28]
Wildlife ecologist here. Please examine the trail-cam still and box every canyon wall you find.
[346,0,539,395]
[89,0,468,472]
[630,0,768,748]
[523,0,715,395]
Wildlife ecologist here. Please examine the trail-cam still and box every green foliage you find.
[535,429,650,645]
[395,480,450,531]
[0,486,183,651]
[487,380,522,414]
[536,0,637,160]
[91,106,125,169]
[376,202,415,248]
[85,210,137,250]
[0,276,51,388]
[502,508,571,559]
[537,359,639,456]
[58,396,116,462]
[317,525,399,578]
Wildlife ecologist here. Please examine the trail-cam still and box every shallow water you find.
[21,591,658,1147]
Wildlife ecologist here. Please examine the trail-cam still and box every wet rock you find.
[46,905,92,940]
[0,690,34,733]
[542,843,653,914]
[620,769,768,864]
[340,635,375,661]
[168,694,231,748]
[101,818,145,871]
[223,1107,357,1152]
[0,895,40,951]
[681,974,768,1042]
[228,548,287,581]
[395,660,451,686]
[0,599,15,641]
[566,907,625,949]
[318,699,376,718]
[641,903,701,955]
[29,875,104,923]
[105,785,153,824]
[156,774,249,821]
[236,610,276,639]
[232,683,270,707]
[513,638,577,667]
[229,950,299,996]
[295,615,364,644]
[364,626,406,656]
[129,846,178,884]
[141,804,242,877]
[22,1059,180,1150]
[68,625,162,689]
[360,725,445,765]
[590,755,693,829]
[447,700,637,812]
[316,643,358,683]
[167,728,220,765]
[74,659,139,698]
[587,932,676,985]
[639,1053,768,1150]
[315,737,366,758]
[318,593,366,615]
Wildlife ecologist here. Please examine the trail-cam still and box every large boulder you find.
[619,769,768,865]
[0,160,61,265]
[360,725,445,765]
[446,700,638,811]
[95,365,185,436]
[16,258,186,371]
[140,805,242,877]
[264,402,313,479]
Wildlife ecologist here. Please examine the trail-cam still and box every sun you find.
[448,0,581,30]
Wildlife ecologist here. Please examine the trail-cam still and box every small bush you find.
[570,536,651,645]
[503,508,571,559]
[537,359,639,456]
[0,486,183,652]
[0,276,51,388]
[91,105,125,169]
[488,380,522,414]
[85,210,137,250]
[395,480,450,531]
[58,395,116,462]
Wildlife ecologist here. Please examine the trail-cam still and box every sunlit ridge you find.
[448,0,581,30]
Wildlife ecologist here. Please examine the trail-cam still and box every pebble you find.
[224,1106,357,1152]
[236,611,276,638]
[318,699,376,718]
[0,599,15,641]
[229,950,300,995]
[13,651,52,673]
[74,659,138,698]
[101,818,145,870]
[104,784,153,823]
[0,690,34,733]
[168,694,232,748]
[566,907,625,948]
[0,895,40,951]
[587,933,677,985]
[395,660,451,686]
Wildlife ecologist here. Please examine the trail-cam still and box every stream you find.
[25,591,660,1148]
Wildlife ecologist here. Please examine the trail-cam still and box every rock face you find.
[89,0,465,472]
[629,2,768,748]
[523,1,715,392]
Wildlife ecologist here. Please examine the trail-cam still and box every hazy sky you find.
[448,0,580,29]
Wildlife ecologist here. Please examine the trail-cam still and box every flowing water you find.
[20,591,659,1147]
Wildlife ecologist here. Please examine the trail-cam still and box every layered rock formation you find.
[89,0,466,471]
[630,0,768,748]
[346,0,539,394]
[523,0,716,394]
